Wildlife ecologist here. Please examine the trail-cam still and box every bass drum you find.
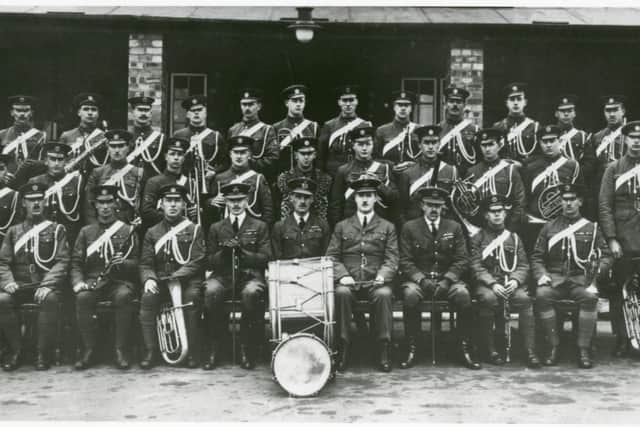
[271,333,332,397]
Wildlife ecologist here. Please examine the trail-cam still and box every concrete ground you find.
[2,320,640,423]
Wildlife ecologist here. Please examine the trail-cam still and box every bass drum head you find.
[272,333,332,397]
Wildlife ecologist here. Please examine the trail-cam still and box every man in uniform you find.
[397,125,458,225]
[275,137,332,223]
[27,142,85,246]
[599,120,640,357]
[273,84,318,174]
[203,182,271,370]
[227,89,279,184]
[464,128,525,233]
[398,186,481,370]
[59,93,108,172]
[0,95,45,183]
[318,85,373,176]
[271,177,330,260]
[84,130,144,224]
[374,90,420,175]
[139,184,206,369]
[532,183,612,368]
[71,185,138,370]
[128,95,167,178]
[0,154,20,242]
[493,83,540,165]
[438,86,479,176]
[0,182,70,371]
[329,126,397,228]
[140,137,198,229]
[325,175,398,372]
[470,194,540,368]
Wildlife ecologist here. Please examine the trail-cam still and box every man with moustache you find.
[128,96,167,178]
[438,86,479,176]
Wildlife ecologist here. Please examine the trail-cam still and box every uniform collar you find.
[293,212,310,224]
[357,211,374,227]
[134,124,152,134]
[424,216,441,230]
[188,124,206,133]
[507,113,526,125]
[287,115,305,124]
[229,211,246,228]
[242,117,260,127]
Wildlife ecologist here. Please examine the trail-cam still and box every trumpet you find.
[156,277,192,365]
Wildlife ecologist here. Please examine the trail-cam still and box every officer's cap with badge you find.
[503,82,527,98]
[181,95,207,111]
[8,95,37,108]
[288,177,317,196]
[556,94,578,110]
[416,186,449,205]
[282,84,308,100]
[43,142,72,159]
[73,93,102,109]
[602,94,626,108]
[537,124,561,140]
[414,125,442,143]
[334,84,360,100]
[128,95,155,108]
[239,88,264,102]
[105,129,133,146]
[557,182,586,199]
[164,137,189,154]
[621,120,640,137]
[228,135,254,152]
[20,182,47,200]
[475,127,503,145]
[93,184,119,202]
[348,126,375,143]
[159,184,188,200]
[350,173,381,194]
[389,90,416,105]
[292,136,317,153]
[220,182,251,200]
[480,194,508,213]
[443,85,470,101]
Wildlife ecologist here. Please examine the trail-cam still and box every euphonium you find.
[156,279,192,364]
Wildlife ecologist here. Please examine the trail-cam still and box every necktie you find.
[362,216,368,229]
[298,218,306,230]
[232,217,239,234]
[430,221,438,235]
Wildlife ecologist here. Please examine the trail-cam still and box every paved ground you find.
[2,320,640,423]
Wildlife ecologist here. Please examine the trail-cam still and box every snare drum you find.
[271,333,332,397]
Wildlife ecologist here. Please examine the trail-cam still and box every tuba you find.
[537,184,563,221]
[156,279,192,364]
[622,257,640,351]
[449,177,481,236]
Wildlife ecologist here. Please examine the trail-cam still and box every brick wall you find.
[128,34,164,129]
[449,42,484,126]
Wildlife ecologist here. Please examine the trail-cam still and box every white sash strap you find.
[559,128,579,146]
[1,128,39,156]
[154,219,192,254]
[473,160,509,189]
[230,170,257,184]
[345,161,382,200]
[382,123,415,156]
[548,218,590,251]
[328,118,365,148]
[482,230,511,260]
[615,163,640,191]
[279,120,312,149]
[127,130,161,162]
[596,127,622,157]
[104,164,135,186]
[0,187,13,199]
[507,118,534,143]
[439,119,472,151]
[176,175,187,186]
[239,122,266,138]
[45,171,80,199]
[188,128,214,154]
[14,220,52,253]
[531,157,568,192]
[86,220,126,257]
[409,163,445,196]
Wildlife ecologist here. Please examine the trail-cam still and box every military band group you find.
[0,81,638,376]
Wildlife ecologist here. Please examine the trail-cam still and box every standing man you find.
[329,126,397,227]
[492,83,540,166]
[0,154,20,243]
[599,120,640,357]
[325,175,398,373]
[398,186,481,370]
[532,183,612,368]
[438,86,478,176]
[227,89,279,184]
[470,194,540,368]
[271,177,330,260]
[139,184,206,369]
[71,185,138,370]
[275,137,332,223]
[318,85,373,176]
[0,182,70,371]
[0,95,45,182]
[273,85,318,174]
[374,90,420,175]
[203,182,271,370]
[84,130,144,224]
[128,95,166,178]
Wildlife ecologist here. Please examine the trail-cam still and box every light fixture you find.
[282,7,326,44]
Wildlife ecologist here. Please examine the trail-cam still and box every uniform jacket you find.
[0,186,20,243]
[470,227,529,289]
[588,125,626,192]
[325,214,398,283]
[0,124,45,174]
[60,125,108,169]
[173,125,228,176]
[272,115,318,173]
[318,115,372,175]
[84,162,144,224]
[130,125,167,177]
[493,115,540,165]
[271,213,330,260]
[28,172,85,236]
[438,117,479,176]
[228,118,279,182]
[140,170,186,228]
[275,166,332,222]
[374,119,420,165]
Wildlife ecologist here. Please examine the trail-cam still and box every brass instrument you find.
[537,184,563,221]
[187,144,206,226]
[156,277,192,365]
[64,136,108,174]
[449,177,481,236]
[91,218,141,291]
[503,275,511,363]
[622,257,640,351]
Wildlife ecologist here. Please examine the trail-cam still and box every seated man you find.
[398,186,480,370]
[203,182,271,370]
[470,194,540,368]
[325,174,398,373]
[71,185,139,370]
[0,182,70,371]
[139,184,206,369]
[531,183,612,368]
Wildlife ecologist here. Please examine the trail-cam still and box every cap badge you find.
[428,129,434,136]
[453,88,458,94]
[88,95,94,101]
[546,126,551,132]
[301,181,309,190]
[482,133,488,139]
[54,146,61,153]
[101,189,108,195]
[635,125,640,132]
[345,87,351,94]
[609,98,614,104]
[232,185,240,194]
[304,140,310,146]
[244,92,249,98]
[19,97,25,103]
[113,134,119,140]
[401,92,406,98]
[359,129,365,136]
[563,98,568,103]
[294,88,300,95]
[32,184,38,191]
[512,86,517,92]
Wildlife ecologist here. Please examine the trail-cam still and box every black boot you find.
[140,349,155,370]
[526,348,541,368]
[2,350,20,372]
[481,317,504,365]
[612,336,629,358]
[578,347,593,369]
[35,351,50,371]
[336,341,349,372]
[115,349,130,370]
[240,345,254,370]
[543,346,558,366]
[378,341,391,372]
[460,340,481,370]
[74,348,94,370]
[187,354,199,369]
[203,341,218,370]
[400,337,417,369]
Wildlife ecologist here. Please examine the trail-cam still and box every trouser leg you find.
[569,285,599,348]
[511,288,536,350]
[334,285,354,343]
[183,281,203,358]
[75,290,97,350]
[240,280,265,346]
[38,290,61,352]
[401,282,422,340]
[369,285,393,342]
[474,286,499,353]
[0,292,20,352]
[446,283,473,342]
[139,292,161,352]
[112,284,135,350]
[535,286,561,347]
[203,278,227,343]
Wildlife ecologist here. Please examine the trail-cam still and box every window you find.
[170,73,207,135]
[401,78,437,125]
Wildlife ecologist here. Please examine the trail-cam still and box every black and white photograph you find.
[0,1,640,423]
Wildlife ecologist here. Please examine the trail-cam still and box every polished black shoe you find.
[400,339,417,369]
[336,345,349,373]
[460,341,481,370]
[74,348,94,370]
[115,349,130,370]
[543,346,558,366]
[240,345,254,370]
[487,351,505,365]
[202,348,218,370]
[2,351,20,372]
[378,342,392,373]
[526,349,541,369]
[140,350,155,370]
[35,352,50,371]
[578,348,593,369]
[612,338,629,358]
